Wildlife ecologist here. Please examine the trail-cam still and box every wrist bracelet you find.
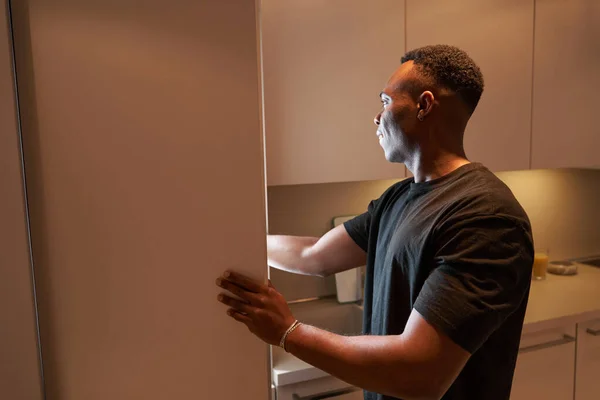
[279,320,302,352]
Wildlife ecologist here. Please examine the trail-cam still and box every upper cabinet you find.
[531,0,600,169]
[262,0,599,183]
[406,0,535,172]
[262,0,406,186]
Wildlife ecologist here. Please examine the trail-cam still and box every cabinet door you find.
[576,319,600,400]
[511,327,576,400]
[11,1,269,399]
[406,0,534,172]
[262,0,406,185]
[531,0,600,169]
[0,4,44,399]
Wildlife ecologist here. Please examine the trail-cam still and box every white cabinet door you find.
[531,0,600,169]
[262,0,406,185]
[575,319,600,400]
[406,0,534,172]
[511,327,576,400]
[11,1,269,399]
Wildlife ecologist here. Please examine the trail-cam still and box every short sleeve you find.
[343,199,377,252]
[414,214,534,354]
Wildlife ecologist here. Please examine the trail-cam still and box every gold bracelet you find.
[279,320,302,352]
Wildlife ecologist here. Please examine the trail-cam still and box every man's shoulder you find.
[445,165,531,227]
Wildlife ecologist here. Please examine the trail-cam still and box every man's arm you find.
[216,272,470,400]
[267,225,366,277]
[285,310,470,400]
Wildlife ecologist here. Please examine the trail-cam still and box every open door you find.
[0,1,44,398]
[10,0,270,398]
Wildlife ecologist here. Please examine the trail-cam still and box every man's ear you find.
[417,91,435,121]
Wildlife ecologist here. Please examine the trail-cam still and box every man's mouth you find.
[377,131,383,140]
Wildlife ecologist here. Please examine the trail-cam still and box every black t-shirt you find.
[344,163,534,400]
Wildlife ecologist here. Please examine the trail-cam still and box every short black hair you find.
[401,44,484,114]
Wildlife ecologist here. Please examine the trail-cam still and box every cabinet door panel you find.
[406,0,534,172]
[0,4,44,399]
[532,0,600,169]
[262,0,406,185]
[511,328,575,400]
[576,319,600,400]
[11,1,269,399]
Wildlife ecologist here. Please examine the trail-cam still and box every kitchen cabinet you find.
[0,4,44,399]
[511,325,576,400]
[262,0,407,186]
[405,0,534,172]
[531,0,600,169]
[531,0,600,170]
[575,319,600,400]
[10,1,269,399]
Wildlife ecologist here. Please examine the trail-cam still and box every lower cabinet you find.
[511,325,576,400]
[575,319,600,400]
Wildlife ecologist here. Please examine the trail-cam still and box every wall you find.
[0,2,44,398]
[268,169,600,301]
[498,169,600,259]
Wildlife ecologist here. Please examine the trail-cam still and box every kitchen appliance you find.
[332,216,363,304]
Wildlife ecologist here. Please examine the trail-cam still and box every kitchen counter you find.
[523,263,600,332]
[272,264,600,387]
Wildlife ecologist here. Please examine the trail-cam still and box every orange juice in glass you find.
[533,249,549,280]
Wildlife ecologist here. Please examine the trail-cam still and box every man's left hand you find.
[216,271,296,346]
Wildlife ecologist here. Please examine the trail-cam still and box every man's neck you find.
[406,151,470,183]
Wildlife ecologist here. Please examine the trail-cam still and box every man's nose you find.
[374,112,381,126]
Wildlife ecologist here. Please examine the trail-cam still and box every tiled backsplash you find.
[267,168,600,301]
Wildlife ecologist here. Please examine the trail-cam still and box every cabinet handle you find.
[293,387,360,400]
[586,328,600,336]
[519,334,576,353]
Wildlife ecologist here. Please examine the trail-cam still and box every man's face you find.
[374,62,420,163]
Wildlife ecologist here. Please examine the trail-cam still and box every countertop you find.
[272,264,600,387]
[523,263,600,331]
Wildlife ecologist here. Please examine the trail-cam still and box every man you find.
[216,44,534,400]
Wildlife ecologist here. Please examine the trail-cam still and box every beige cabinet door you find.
[11,1,269,399]
[531,0,600,169]
[262,0,407,185]
[0,4,44,400]
[511,326,576,400]
[575,319,600,400]
[406,0,534,172]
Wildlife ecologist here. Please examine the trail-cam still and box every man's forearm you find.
[284,325,441,400]
[267,235,322,276]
